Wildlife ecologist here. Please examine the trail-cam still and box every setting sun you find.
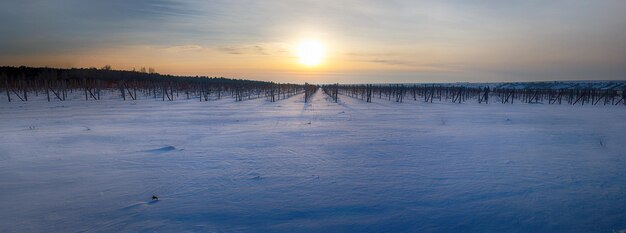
[296,40,325,67]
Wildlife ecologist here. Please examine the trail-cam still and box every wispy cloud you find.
[217,45,267,55]
[215,43,290,56]
[162,45,205,52]
[365,59,406,65]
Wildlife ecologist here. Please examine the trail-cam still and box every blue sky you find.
[1,0,625,83]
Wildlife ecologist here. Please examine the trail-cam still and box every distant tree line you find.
[0,66,307,102]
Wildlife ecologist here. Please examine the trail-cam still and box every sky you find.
[1,0,625,83]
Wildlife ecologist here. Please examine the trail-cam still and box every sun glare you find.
[296,40,325,67]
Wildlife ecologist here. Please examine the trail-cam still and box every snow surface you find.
[1,89,626,232]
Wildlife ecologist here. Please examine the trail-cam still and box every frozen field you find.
[1,89,626,232]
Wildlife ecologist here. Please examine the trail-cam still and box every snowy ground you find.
[1,89,626,232]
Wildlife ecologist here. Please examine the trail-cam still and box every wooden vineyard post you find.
[304,83,309,103]
[23,80,28,101]
[45,80,50,102]
[5,79,11,102]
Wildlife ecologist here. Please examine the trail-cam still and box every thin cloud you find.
[367,59,406,65]
[215,43,288,56]
[163,45,205,52]
[216,46,266,55]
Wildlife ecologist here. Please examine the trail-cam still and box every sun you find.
[296,40,325,67]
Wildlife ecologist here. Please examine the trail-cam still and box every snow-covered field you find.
[1,89,626,232]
